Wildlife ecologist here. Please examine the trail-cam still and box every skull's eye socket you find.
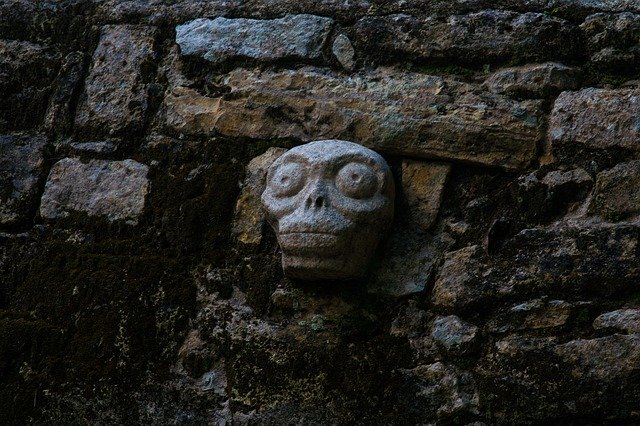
[336,162,378,199]
[269,162,306,197]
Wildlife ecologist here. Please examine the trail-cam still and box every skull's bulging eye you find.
[336,162,378,199]
[269,162,306,197]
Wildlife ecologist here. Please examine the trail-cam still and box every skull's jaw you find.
[281,253,370,280]
[278,230,379,280]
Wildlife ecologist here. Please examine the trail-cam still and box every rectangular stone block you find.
[548,88,640,153]
[176,15,333,65]
[40,158,149,224]
[75,25,158,137]
[162,68,542,169]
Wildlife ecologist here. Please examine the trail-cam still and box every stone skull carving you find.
[261,140,395,280]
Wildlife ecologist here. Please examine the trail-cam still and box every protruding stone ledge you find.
[176,15,334,65]
[162,67,542,170]
[40,158,149,224]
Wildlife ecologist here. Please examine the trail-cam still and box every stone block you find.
[581,12,640,71]
[332,34,355,70]
[0,40,59,131]
[432,225,640,312]
[40,158,149,224]
[548,88,640,153]
[431,315,479,355]
[176,15,333,65]
[75,25,158,137]
[593,308,640,333]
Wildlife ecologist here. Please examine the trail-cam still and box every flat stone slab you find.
[75,24,158,136]
[0,134,47,226]
[40,158,149,224]
[368,227,454,297]
[176,14,333,64]
[163,67,542,169]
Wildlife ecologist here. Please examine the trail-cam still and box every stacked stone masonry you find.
[0,0,639,423]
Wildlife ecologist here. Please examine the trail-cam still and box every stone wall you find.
[1,0,639,423]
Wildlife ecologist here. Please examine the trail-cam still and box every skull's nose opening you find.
[306,194,326,209]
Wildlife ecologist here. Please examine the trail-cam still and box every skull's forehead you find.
[280,140,388,168]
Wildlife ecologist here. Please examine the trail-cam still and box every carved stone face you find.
[261,140,395,280]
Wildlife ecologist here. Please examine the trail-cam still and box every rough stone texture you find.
[91,0,640,27]
[542,168,593,193]
[541,168,594,210]
[3,0,640,423]
[593,308,640,333]
[589,160,640,220]
[0,39,60,131]
[261,140,394,280]
[548,88,640,156]
[398,363,480,421]
[581,12,640,72]
[483,62,581,98]
[555,335,640,380]
[477,333,640,423]
[402,160,451,231]
[488,299,579,333]
[431,315,479,355]
[40,158,149,223]
[176,15,333,65]
[232,147,287,246]
[75,25,158,137]
[431,245,484,310]
[44,51,86,134]
[353,11,582,65]
[332,34,355,70]
[162,68,542,169]
[433,224,640,312]
[368,228,454,297]
[0,134,47,226]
